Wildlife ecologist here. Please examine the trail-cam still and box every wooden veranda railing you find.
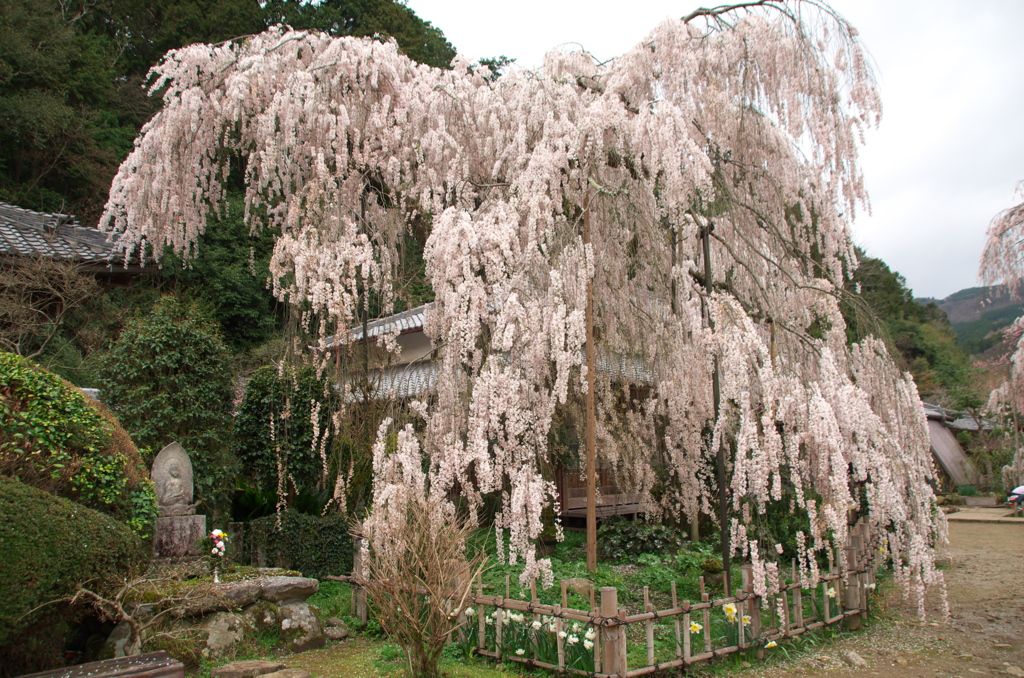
[332,520,877,678]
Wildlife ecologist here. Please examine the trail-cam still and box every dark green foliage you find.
[235,364,332,493]
[263,0,456,69]
[957,485,979,496]
[0,475,148,672]
[163,195,282,351]
[0,0,137,220]
[597,516,689,560]
[0,351,157,534]
[241,509,353,579]
[844,251,981,408]
[98,296,235,509]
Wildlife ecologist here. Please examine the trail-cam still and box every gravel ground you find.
[735,521,1024,678]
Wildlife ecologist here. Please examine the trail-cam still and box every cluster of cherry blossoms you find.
[979,181,1024,490]
[101,1,944,611]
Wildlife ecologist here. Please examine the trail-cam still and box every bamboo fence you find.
[332,520,878,678]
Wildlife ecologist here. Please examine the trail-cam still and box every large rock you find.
[260,576,318,603]
[262,671,312,678]
[279,601,325,652]
[201,612,252,658]
[210,659,286,678]
[324,626,349,641]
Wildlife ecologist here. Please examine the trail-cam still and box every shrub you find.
[99,296,236,510]
[0,351,156,534]
[0,476,148,673]
[957,484,979,496]
[235,364,333,494]
[597,516,689,560]
[241,509,353,579]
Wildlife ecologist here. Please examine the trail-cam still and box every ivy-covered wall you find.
[241,509,353,579]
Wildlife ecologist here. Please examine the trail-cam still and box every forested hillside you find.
[917,285,1024,356]
[846,251,982,409]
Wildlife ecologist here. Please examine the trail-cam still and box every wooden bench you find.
[16,652,185,678]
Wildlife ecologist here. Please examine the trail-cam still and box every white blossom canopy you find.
[102,0,944,611]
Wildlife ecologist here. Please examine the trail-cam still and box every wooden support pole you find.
[584,201,598,572]
[701,221,729,591]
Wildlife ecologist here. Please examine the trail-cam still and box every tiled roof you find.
[344,360,439,401]
[0,202,122,264]
[322,302,431,348]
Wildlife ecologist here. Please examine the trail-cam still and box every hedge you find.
[0,351,157,535]
[241,509,353,579]
[0,475,148,672]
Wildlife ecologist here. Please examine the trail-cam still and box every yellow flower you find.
[827,587,836,599]
[742,615,751,624]
[690,621,703,633]
[765,641,777,649]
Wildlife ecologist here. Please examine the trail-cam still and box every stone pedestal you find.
[154,514,206,558]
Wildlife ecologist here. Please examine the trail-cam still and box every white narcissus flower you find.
[827,587,836,599]
[465,607,475,616]
[584,628,595,641]
[557,631,567,639]
[515,649,525,656]
[583,639,594,650]
[766,641,777,648]
[531,620,543,630]
[742,615,751,624]
[689,622,702,633]
[567,635,579,645]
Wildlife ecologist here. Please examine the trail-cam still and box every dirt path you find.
[745,521,1024,678]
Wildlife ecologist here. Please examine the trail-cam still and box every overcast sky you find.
[405,0,1024,300]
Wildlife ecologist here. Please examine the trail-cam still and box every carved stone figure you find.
[152,442,205,557]
[153,442,196,516]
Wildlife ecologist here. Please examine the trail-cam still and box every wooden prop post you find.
[352,539,368,624]
[584,201,598,572]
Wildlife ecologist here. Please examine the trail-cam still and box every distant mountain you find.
[916,284,1024,355]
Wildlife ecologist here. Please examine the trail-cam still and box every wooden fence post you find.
[740,563,763,659]
[352,539,368,624]
[844,533,863,630]
[601,587,625,677]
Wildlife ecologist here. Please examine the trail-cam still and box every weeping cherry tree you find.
[101,0,946,616]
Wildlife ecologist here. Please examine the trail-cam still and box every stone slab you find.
[17,651,183,678]
[209,660,286,678]
[261,671,311,678]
